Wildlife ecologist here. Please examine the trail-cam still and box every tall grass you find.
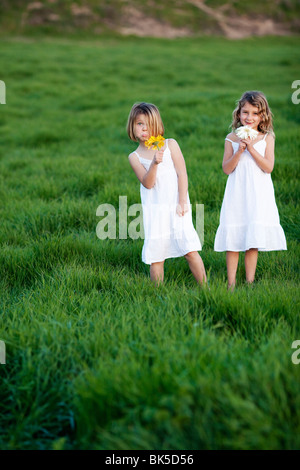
[0,35,299,450]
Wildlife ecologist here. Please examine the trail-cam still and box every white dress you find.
[134,139,201,265]
[214,135,287,252]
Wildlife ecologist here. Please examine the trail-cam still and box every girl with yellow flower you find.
[127,102,207,285]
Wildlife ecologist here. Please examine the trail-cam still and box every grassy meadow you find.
[0,34,299,450]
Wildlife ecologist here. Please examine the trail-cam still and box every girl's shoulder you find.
[225,132,239,143]
[264,132,275,142]
[167,138,180,149]
[128,150,139,160]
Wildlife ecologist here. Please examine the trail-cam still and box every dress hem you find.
[214,247,287,253]
[142,246,202,265]
[214,223,287,253]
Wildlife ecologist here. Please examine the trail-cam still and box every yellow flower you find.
[145,135,165,150]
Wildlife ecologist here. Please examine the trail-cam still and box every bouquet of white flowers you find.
[235,126,259,140]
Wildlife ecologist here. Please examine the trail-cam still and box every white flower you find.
[235,125,259,140]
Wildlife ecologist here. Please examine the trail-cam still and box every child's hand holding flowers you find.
[145,135,165,150]
[235,126,259,153]
[145,135,165,165]
[235,126,259,140]
[152,150,164,165]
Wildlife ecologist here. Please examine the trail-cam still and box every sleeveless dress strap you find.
[225,138,234,143]
[263,133,268,140]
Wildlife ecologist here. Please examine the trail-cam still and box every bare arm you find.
[222,137,246,175]
[168,139,189,216]
[128,151,164,189]
[244,134,275,173]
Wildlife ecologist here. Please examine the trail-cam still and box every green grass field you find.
[0,34,299,450]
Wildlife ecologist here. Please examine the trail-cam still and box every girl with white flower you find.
[214,91,287,289]
[127,102,207,285]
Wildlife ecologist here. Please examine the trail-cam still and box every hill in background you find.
[1,0,300,38]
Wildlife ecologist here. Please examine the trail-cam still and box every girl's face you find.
[134,113,150,142]
[240,101,261,131]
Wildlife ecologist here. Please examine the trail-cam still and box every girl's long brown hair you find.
[232,91,274,135]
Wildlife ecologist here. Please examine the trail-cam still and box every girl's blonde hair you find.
[232,91,274,135]
[127,102,164,142]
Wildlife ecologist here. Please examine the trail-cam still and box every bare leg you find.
[184,251,207,285]
[226,251,239,290]
[245,248,258,284]
[150,261,164,285]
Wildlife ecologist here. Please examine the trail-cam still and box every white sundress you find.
[134,139,201,265]
[214,134,287,252]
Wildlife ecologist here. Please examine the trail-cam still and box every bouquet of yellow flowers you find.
[145,135,165,150]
